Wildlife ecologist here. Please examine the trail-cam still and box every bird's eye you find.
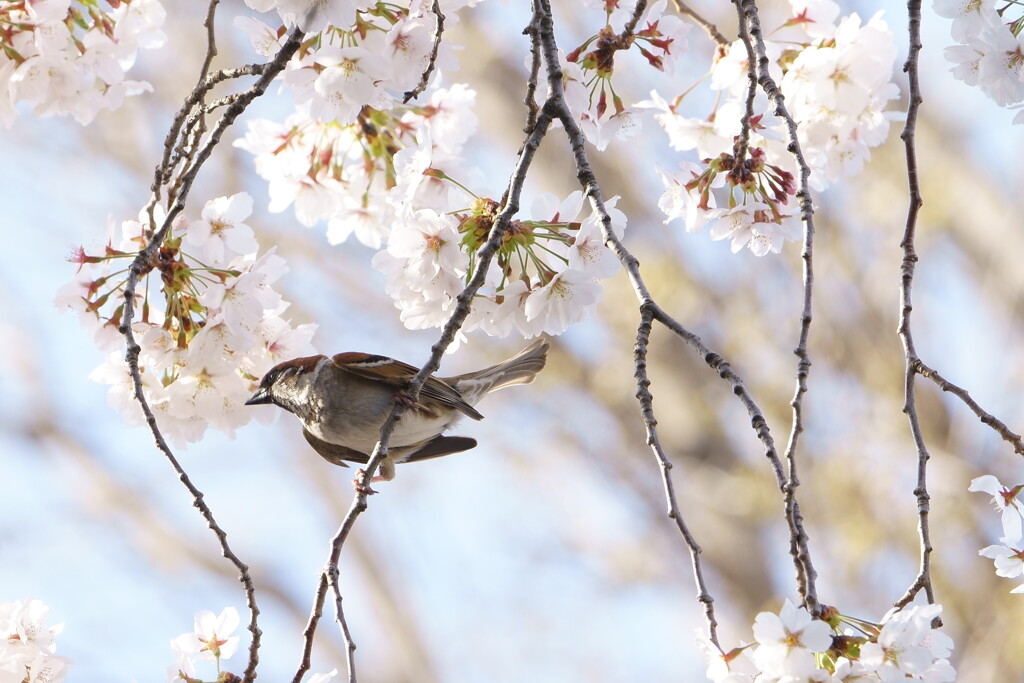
[271,366,298,383]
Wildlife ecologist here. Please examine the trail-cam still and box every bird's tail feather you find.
[450,338,550,400]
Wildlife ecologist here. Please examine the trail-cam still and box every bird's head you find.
[245,355,324,414]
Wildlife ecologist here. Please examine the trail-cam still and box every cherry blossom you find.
[184,192,259,264]
[789,0,841,40]
[934,0,1001,43]
[695,631,757,683]
[267,0,365,32]
[859,604,955,683]
[969,474,1024,542]
[706,601,957,682]
[779,11,900,187]
[234,15,285,58]
[637,91,732,159]
[310,670,339,682]
[307,46,390,123]
[25,0,1003,679]
[166,606,330,682]
[937,0,1024,122]
[945,44,983,86]
[976,28,1024,107]
[192,607,240,662]
[657,164,718,234]
[524,269,603,335]
[751,599,834,679]
[980,541,1024,580]
[0,598,71,683]
[404,84,479,160]
[384,16,438,91]
[565,218,620,279]
[386,210,468,293]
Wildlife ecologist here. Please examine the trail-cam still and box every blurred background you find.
[2,0,1023,680]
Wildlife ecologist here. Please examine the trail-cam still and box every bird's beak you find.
[245,387,272,406]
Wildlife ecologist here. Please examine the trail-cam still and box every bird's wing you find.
[330,352,483,420]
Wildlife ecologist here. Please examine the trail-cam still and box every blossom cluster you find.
[936,0,1024,123]
[234,83,478,250]
[373,191,626,340]
[0,598,71,683]
[970,474,1024,592]
[560,0,691,151]
[0,0,165,127]
[699,600,955,683]
[647,0,900,255]
[168,607,336,683]
[57,193,317,446]
[238,0,464,122]
[236,0,627,343]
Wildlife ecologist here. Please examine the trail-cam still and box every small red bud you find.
[596,90,608,119]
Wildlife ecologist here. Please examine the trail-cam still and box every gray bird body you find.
[290,358,465,455]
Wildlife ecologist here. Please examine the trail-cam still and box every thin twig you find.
[671,0,729,48]
[294,573,329,683]
[149,62,268,213]
[649,301,785,488]
[522,13,542,133]
[915,360,1024,456]
[119,27,305,683]
[894,0,935,612]
[621,0,650,38]
[403,0,445,103]
[329,562,359,683]
[731,1,757,164]
[736,0,820,614]
[634,305,719,645]
[169,112,210,206]
[208,92,247,111]
[198,0,221,83]
[172,0,220,203]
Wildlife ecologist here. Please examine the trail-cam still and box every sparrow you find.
[245,338,549,483]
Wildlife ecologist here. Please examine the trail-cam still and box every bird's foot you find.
[353,469,378,495]
[394,389,421,410]
[395,389,439,416]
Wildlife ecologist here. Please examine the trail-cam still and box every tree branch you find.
[402,0,445,103]
[634,305,720,645]
[198,0,221,84]
[731,1,757,166]
[736,0,821,613]
[530,0,801,645]
[119,26,305,683]
[622,0,650,38]
[915,360,1024,456]
[671,0,729,48]
[893,0,935,613]
[522,11,542,132]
